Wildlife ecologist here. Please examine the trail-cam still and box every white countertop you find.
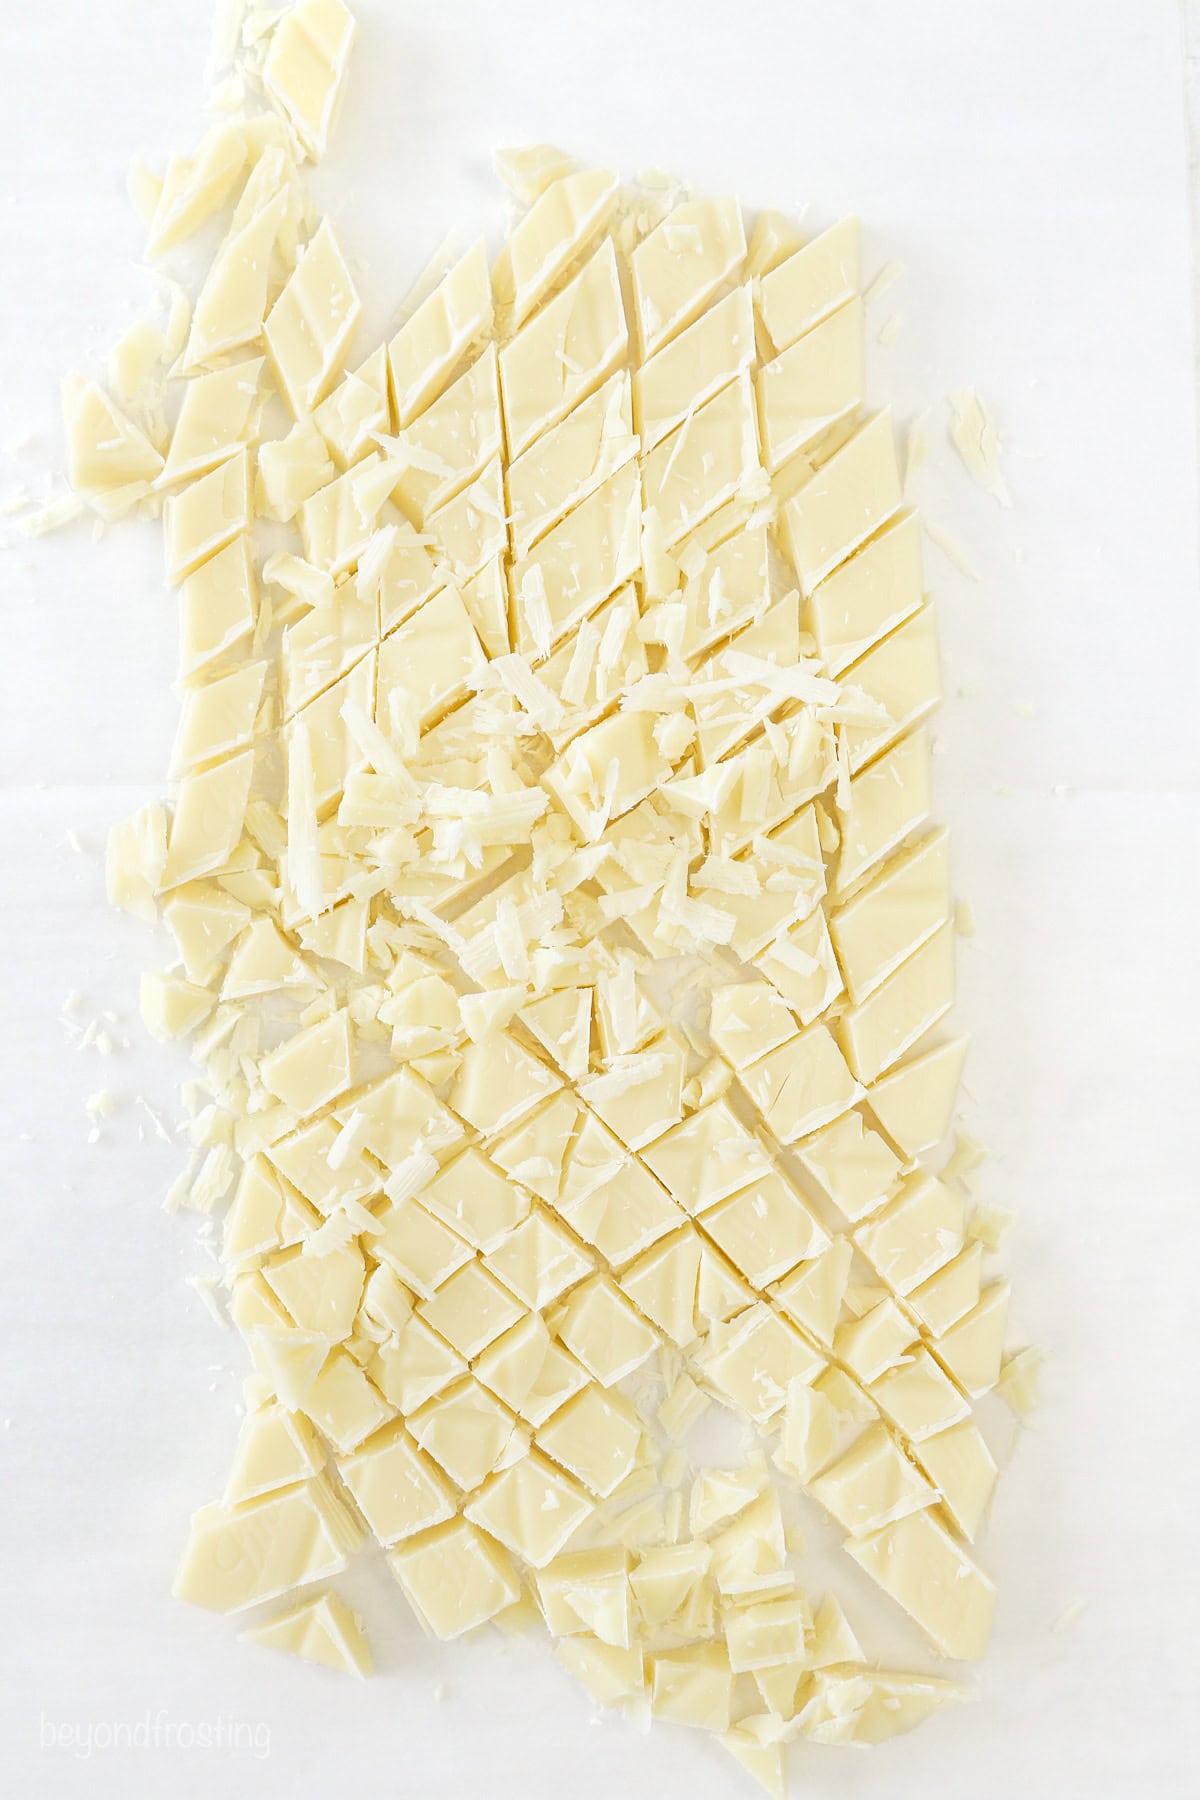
[0,2,1197,1795]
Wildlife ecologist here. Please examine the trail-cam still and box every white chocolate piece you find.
[388,240,493,427]
[915,1420,998,1540]
[164,451,251,585]
[493,169,619,328]
[409,1377,517,1491]
[810,1423,935,1535]
[146,120,247,258]
[554,1275,660,1385]
[391,345,501,526]
[537,1384,642,1498]
[758,217,861,353]
[160,750,254,889]
[831,828,951,1003]
[483,1210,593,1311]
[845,1508,995,1661]
[632,198,746,357]
[835,726,934,893]
[388,1518,520,1637]
[265,219,361,415]
[224,1403,324,1505]
[493,143,577,205]
[757,298,865,471]
[499,239,628,459]
[184,192,287,370]
[465,1450,593,1567]
[771,1240,853,1346]
[635,284,755,453]
[650,1643,734,1732]
[740,1024,862,1144]
[641,1100,772,1213]
[641,374,759,547]
[870,1346,971,1441]
[703,1170,829,1285]
[174,1475,360,1612]
[240,1590,371,1678]
[868,1034,969,1159]
[839,919,956,1084]
[840,602,942,772]
[507,370,636,556]
[701,1302,825,1423]
[510,460,641,654]
[159,359,266,488]
[933,1282,1010,1397]
[262,0,357,162]
[260,1008,353,1115]
[780,411,902,594]
[808,508,924,677]
[378,586,486,729]
[62,374,163,500]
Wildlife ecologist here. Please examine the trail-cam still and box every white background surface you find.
[1,1,1197,1795]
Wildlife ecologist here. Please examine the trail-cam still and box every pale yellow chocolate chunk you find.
[810,1423,935,1535]
[164,450,251,585]
[160,750,254,890]
[61,374,163,499]
[870,1345,972,1441]
[240,1589,372,1679]
[377,585,486,729]
[916,1419,998,1540]
[465,1450,593,1567]
[506,369,636,556]
[806,506,925,676]
[632,197,746,357]
[146,119,248,258]
[831,827,951,1003]
[635,283,755,451]
[757,297,865,471]
[494,168,620,328]
[388,238,493,427]
[388,1518,520,1638]
[845,1508,996,1660]
[510,459,641,654]
[933,1282,1011,1397]
[740,1023,863,1143]
[262,0,357,162]
[499,237,628,458]
[758,216,861,353]
[184,192,287,371]
[174,1475,360,1613]
[835,725,934,892]
[409,1376,517,1490]
[224,1403,325,1505]
[840,601,942,772]
[641,374,760,547]
[868,1034,969,1158]
[702,1170,829,1285]
[780,411,903,594]
[391,344,501,526]
[839,918,956,1084]
[537,1384,643,1498]
[554,1275,660,1386]
[640,1099,772,1213]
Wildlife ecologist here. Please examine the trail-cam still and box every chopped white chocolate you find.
[845,1508,996,1660]
[262,0,357,162]
[632,197,746,357]
[779,411,902,595]
[493,169,619,328]
[63,75,1017,1762]
[240,1589,372,1678]
[389,1518,520,1637]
